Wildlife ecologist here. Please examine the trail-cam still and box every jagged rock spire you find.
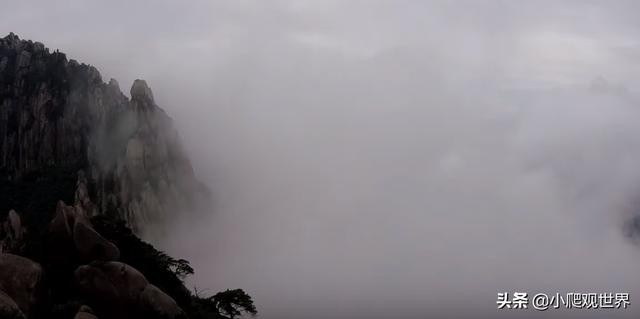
[131,79,155,104]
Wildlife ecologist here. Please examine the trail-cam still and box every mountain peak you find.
[0,35,208,234]
[131,79,154,102]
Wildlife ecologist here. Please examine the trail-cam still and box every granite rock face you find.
[75,261,186,319]
[0,289,26,319]
[0,209,25,254]
[0,33,208,234]
[48,196,120,265]
[0,253,43,317]
[0,33,215,319]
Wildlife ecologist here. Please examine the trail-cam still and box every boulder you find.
[95,262,147,301]
[0,253,43,316]
[75,262,148,302]
[140,284,186,319]
[73,218,120,262]
[48,200,120,264]
[50,201,74,237]
[75,263,121,313]
[0,290,26,319]
[46,202,76,267]
[74,305,99,319]
[1,210,26,254]
[75,261,148,318]
[6,210,22,240]
[75,261,185,318]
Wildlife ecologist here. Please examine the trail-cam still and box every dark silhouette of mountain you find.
[0,33,252,319]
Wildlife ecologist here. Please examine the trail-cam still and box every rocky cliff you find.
[0,34,239,319]
[0,32,208,235]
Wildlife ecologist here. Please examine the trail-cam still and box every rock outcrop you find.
[74,305,98,319]
[140,284,186,318]
[0,253,43,317]
[0,210,25,254]
[48,194,120,267]
[0,33,199,318]
[0,33,249,319]
[0,289,26,319]
[75,261,186,319]
[0,32,208,234]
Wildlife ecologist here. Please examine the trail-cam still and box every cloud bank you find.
[3,1,640,318]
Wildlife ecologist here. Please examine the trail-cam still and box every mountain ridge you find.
[0,33,249,319]
[0,32,208,235]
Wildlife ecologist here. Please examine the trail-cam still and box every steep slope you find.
[0,33,241,319]
[0,32,207,235]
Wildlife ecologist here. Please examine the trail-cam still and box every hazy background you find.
[3,1,640,318]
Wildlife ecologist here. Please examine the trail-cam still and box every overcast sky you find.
[4,1,640,318]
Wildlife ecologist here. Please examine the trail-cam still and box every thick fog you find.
[4,1,640,318]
